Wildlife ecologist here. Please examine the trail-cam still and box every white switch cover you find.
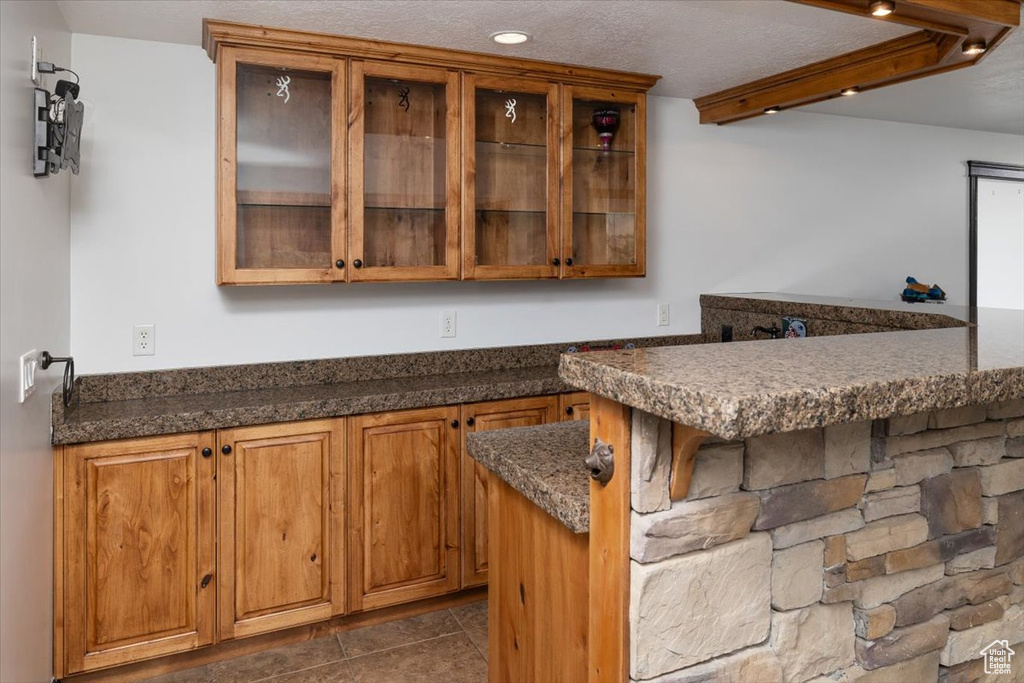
[657,303,670,327]
[133,324,156,356]
[19,349,38,403]
[440,311,457,338]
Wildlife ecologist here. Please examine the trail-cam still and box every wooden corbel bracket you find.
[669,423,712,500]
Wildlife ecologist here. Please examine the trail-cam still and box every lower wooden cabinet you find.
[347,406,461,611]
[460,396,558,587]
[59,432,217,675]
[560,391,591,421]
[217,419,346,640]
[56,391,586,675]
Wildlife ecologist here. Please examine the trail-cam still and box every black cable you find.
[40,351,75,408]
[58,67,79,83]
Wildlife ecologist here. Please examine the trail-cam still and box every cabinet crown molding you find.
[202,19,661,91]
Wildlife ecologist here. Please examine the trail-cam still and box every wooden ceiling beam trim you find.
[695,31,946,123]
[790,0,969,35]
[900,0,1021,27]
[695,0,1020,124]
[202,19,660,91]
[694,31,938,108]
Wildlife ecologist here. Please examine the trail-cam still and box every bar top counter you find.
[561,299,1024,439]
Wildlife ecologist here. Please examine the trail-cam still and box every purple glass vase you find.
[591,109,621,151]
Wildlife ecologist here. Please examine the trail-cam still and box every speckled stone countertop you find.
[701,292,970,330]
[466,421,590,534]
[561,307,1024,440]
[53,334,705,445]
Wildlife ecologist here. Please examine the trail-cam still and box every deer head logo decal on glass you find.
[504,98,517,124]
[398,87,410,112]
[275,75,291,104]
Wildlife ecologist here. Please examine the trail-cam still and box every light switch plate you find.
[19,349,38,403]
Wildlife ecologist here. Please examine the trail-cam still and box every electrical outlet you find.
[133,324,156,356]
[657,303,670,327]
[19,349,38,403]
[440,311,457,338]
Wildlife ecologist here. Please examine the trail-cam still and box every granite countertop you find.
[53,333,706,445]
[53,366,569,445]
[560,307,1024,440]
[466,420,591,534]
[701,292,971,329]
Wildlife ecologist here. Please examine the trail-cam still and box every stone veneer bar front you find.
[560,305,1024,683]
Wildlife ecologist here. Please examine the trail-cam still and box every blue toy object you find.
[901,276,946,303]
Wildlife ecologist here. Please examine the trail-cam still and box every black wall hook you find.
[41,351,75,408]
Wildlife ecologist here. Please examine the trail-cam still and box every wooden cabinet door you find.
[460,396,558,587]
[560,392,591,421]
[349,61,460,281]
[62,433,216,674]
[561,85,646,278]
[217,46,347,285]
[462,74,561,280]
[348,407,461,611]
[217,419,345,640]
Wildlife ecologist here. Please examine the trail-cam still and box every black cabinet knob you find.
[353,259,363,269]
[451,419,459,428]
[565,406,574,415]
[466,417,475,426]
[335,259,345,269]
[222,445,232,455]
[201,447,212,458]
[552,257,560,266]
[565,257,574,266]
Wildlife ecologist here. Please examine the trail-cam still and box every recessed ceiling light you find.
[841,87,861,96]
[490,31,531,45]
[962,40,987,55]
[764,106,781,114]
[869,1,895,17]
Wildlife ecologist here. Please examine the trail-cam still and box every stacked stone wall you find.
[629,399,1024,683]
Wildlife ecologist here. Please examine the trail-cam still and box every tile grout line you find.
[450,606,488,663]
[249,653,349,683]
[345,631,464,663]
[448,607,469,633]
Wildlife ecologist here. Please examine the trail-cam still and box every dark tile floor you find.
[145,601,488,683]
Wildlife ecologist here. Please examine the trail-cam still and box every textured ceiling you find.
[56,0,1022,134]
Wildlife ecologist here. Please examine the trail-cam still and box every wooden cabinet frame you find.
[349,61,461,281]
[59,433,216,675]
[461,74,561,280]
[217,419,346,640]
[561,85,647,278]
[217,47,348,285]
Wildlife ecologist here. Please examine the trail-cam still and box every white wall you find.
[977,178,1024,309]
[0,2,71,681]
[69,34,1024,374]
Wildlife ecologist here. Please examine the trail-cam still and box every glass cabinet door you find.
[219,48,345,284]
[349,62,459,281]
[463,75,559,280]
[562,86,645,278]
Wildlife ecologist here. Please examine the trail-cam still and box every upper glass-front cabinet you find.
[349,62,460,281]
[462,75,560,280]
[218,47,346,285]
[562,86,646,278]
[210,24,655,285]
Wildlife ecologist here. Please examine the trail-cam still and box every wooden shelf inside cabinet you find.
[236,191,332,207]
[561,86,647,279]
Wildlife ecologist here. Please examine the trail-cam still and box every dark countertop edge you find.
[699,293,969,329]
[466,422,590,534]
[559,354,1024,441]
[53,375,573,446]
